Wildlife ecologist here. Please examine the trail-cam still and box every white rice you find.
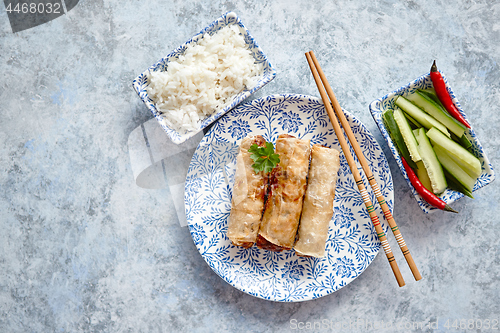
[146,24,264,134]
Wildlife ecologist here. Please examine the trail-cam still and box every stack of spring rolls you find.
[227,134,341,258]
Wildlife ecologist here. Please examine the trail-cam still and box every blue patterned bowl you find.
[132,12,276,144]
[369,73,495,213]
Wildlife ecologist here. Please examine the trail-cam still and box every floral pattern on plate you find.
[185,94,393,302]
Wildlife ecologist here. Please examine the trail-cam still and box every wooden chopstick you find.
[306,51,422,282]
[306,51,406,287]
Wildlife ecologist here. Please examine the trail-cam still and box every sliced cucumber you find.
[395,96,451,137]
[393,107,421,162]
[419,89,441,105]
[413,128,447,194]
[443,169,474,198]
[426,127,482,178]
[417,89,471,147]
[459,134,472,150]
[433,145,476,192]
[382,109,417,169]
[450,131,473,151]
[403,111,422,130]
[406,91,466,138]
[415,160,433,192]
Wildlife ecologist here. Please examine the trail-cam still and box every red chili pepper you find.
[430,60,471,129]
[401,157,458,213]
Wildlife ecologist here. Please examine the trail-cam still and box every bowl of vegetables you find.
[369,61,495,213]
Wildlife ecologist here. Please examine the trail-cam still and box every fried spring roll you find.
[227,135,268,248]
[257,134,311,251]
[294,144,340,257]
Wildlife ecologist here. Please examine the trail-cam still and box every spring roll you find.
[227,135,268,248]
[257,134,311,251]
[294,144,340,257]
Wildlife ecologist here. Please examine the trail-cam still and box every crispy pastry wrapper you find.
[294,144,340,257]
[227,135,268,248]
[257,134,311,251]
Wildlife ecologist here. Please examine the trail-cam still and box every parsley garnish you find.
[248,142,280,174]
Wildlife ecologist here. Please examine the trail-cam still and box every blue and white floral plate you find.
[369,73,495,213]
[185,94,394,302]
[132,12,276,144]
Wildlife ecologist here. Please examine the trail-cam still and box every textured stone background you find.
[1,0,499,332]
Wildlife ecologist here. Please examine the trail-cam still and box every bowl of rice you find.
[132,12,276,144]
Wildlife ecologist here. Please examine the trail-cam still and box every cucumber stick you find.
[393,107,421,162]
[395,96,451,137]
[419,89,446,109]
[382,110,417,169]
[413,128,447,194]
[406,91,466,138]
[426,127,482,178]
[404,112,422,129]
[459,134,472,150]
[450,132,473,150]
[443,169,474,198]
[433,145,476,192]
[415,160,433,192]
[420,88,438,99]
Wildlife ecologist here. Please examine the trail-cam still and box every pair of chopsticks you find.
[305,51,422,287]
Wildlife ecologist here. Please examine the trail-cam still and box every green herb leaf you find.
[248,142,280,174]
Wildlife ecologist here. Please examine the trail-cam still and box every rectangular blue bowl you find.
[133,12,276,144]
[369,73,495,213]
